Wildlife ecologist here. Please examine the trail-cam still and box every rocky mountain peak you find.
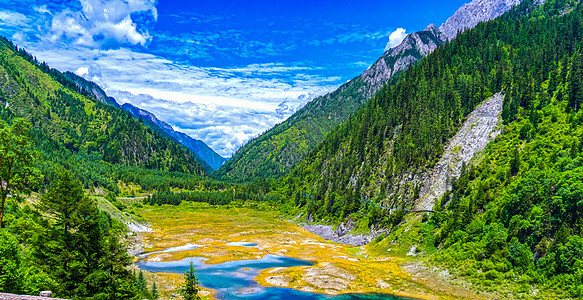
[439,0,522,40]
[360,0,524,101]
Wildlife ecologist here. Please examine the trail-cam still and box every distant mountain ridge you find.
[121,103,227,170]
[59,70,226,171]
[0,36,207,176]
[216,0,524,182]
[61,71,120,107]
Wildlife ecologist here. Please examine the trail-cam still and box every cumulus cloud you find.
[75,66,89,76]
[23,45,336,156]
[385,27,407,51]
[108,90,312,157]
[49,0,157,49]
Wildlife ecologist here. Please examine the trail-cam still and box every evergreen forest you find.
[1,0,583,299]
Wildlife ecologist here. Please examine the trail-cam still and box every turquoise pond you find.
[137,245,414,300]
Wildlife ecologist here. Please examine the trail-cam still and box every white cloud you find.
[385,28,407,51]
[22,45,337,156]
[49,0,157,49]
[0,10,28,27]
[33,5,51,14]
[75,67,89,76]
[109,90,312,157]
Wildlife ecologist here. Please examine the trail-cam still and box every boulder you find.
[39,291,52,298]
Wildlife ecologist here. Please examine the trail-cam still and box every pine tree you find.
[568,53,583,112]
[180,262,201,300]
[510,146,520,176]
[37,170,101,295]
[152,282,158,300]
[0,118,39,228]
[135,270,146,291]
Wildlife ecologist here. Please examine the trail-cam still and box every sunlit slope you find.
[0,37,207,178]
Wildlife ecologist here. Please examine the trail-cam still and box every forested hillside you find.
[272,0,581,226]
[0,37,207,190]
[216,0,521,183]
[122,103,226,171]
[0,35,218,298]
[271,0,583,296]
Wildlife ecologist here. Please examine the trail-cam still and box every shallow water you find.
[226,242,259,247]
[137,253,411,300]
[138,243,202,259]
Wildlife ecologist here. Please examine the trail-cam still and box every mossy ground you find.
[133,202,487,300]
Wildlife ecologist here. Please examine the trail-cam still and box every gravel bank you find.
[300,224,373,246]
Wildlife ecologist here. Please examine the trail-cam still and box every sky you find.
[0,0,469,157]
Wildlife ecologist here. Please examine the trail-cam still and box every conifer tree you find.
[180,262,201,300]
[0,118,39,228]
[152,282,158,300]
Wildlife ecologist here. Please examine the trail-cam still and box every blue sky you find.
[0,0,468,157]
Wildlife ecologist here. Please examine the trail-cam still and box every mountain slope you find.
[217,0,523,182]
[121,103,226,170]
[273,2,583,296]
[0,37,207,183]
[13,49,226,171]
[273,0,575,223]
[61,71,120,107]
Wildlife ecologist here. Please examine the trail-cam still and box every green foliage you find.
[270,0,583,227]
[217,66,369,182]
[0,166,149,298]
[0,37,207,193]
[0,229,22,293]
[422,3,583,296]
[152,282,158,300]
[29,171,136,298]
[180,262,201,300]
[145,184,276,206]
[0,118,40,228]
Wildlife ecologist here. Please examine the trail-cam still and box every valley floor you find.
[132,202,491,300]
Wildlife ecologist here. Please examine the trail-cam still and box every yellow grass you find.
[135,202,483,300]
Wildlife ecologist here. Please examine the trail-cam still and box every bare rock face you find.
[415,93,505,211]
[439,0,522,40]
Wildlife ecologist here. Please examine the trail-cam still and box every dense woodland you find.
[1,0,583,299]
[271,0,583,296]
[272,0,583,223]
[216,57,368,182]
[0,37,210,298]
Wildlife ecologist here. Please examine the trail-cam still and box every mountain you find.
[0,36,207,189]
[275,0,557,224]
[55,65,225,171]
[216,0,524,182]
[121,103,227,170]
[272,0,583,296]
[61,71,120,107]
[14,48,226,171]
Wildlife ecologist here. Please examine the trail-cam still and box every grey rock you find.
[219,0,525,182]
[333,220,355,237]
[39,292,51,298]
[0,292,68,300]
[416,93,505,211]
[302,224,372,246]
[439,0,522,40]
[357,0,523,118]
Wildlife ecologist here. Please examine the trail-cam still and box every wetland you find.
[133,202,483,300]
